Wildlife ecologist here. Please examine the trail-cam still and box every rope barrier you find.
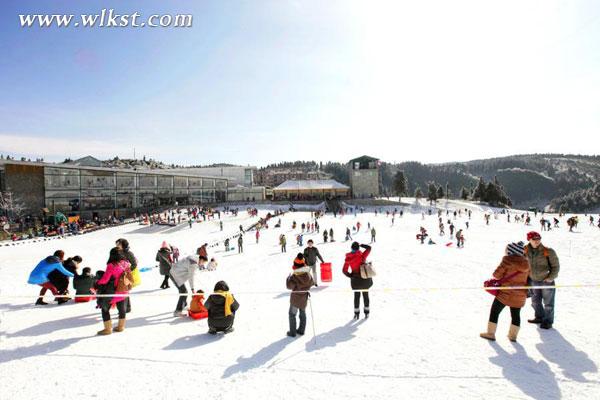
[3,283,600,299]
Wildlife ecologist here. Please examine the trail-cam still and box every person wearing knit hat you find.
[293,253,305,270]
[286,254,314,337]
[480,242,530,342]
[526,231,541,241]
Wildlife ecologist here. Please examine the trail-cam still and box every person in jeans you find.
[303,239,324,287]
[524,231,560,329]
[480,242,530,342]
[286,254,314,337]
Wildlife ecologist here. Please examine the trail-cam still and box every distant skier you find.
[370,227,376,243]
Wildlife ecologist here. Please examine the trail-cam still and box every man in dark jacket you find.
[73,267,96,302]
[204,281,240,334]
[286,254,314,337]
[525,231,560,329]
[303,240,324,287]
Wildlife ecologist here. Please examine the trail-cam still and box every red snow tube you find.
[188,310,208,320]
[320,262,332,282]
[75,296,94,303]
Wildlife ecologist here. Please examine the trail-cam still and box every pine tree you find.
[460,187,469,200]
[472,177,487,201]
[393,171,408,197]
[414,187,423,200]
[427,182,438,205]
[437,185,445,200]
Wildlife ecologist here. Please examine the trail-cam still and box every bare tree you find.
[0,191,25,222]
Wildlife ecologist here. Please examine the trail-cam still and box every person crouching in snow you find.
[204,281,240,334]
[286,253,314,337]
[480,242,530,342]
[95,248,132,335]
[73,267,96,302]
[189,289,208,319]
[28,250,73,305]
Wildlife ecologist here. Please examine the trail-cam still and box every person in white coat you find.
[170,255,205,316]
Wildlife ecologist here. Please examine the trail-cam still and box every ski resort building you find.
[0,160,228,219]
[272,179,350,200]
[348,155,381,198]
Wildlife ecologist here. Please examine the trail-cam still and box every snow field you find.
[1,208,599,399]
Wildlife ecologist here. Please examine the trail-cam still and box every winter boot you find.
[479,322,497,341]
[97,321,112,336]
[113,318,126,333]
[364,307,370,319]
[527,318,542,324]
[353,311,360,320]
[208,327,217,335]
[35,298,48,306]
[508,324,519,342]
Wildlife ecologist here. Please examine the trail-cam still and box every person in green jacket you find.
[525,231,560,329]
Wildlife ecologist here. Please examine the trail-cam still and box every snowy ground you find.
[1,205,599,399]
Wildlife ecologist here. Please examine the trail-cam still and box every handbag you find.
[117,267,135,292]
[483,271,521,296]
[359,261,376,279]
[131,267,141,287]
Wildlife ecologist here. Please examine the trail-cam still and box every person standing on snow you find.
[115,238,137,313]
[156,241,173,290]
[370,227,376,243]
[95,248,132,335]
[342,242,373,319]
[280,234,287,253]
[480,242,530,342]
[524,231,560,329]
[286,254,314,337]
[303,239,324,287]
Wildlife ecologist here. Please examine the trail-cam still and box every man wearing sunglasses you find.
[525,231,560,329]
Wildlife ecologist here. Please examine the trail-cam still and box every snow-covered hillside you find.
[1,207,599,399]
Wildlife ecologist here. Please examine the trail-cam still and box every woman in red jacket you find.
[342,242,372,320]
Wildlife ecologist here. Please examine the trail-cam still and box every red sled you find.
[320,262,332,282]
[445,242,453,247]
[188,310,208,320]
[75,296,94,303]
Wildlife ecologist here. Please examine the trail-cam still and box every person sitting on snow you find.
[204,281,240,334]
[189,289,208,319]
[207,258,218,271]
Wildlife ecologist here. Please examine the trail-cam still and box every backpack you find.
[360,261,376,279]
[116,267,134,292]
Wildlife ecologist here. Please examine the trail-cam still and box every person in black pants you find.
[342,242,373,319]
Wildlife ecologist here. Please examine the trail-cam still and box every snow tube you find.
[75,296,94,303]
[188,310,208,320]
[446,242,453,247]
[320,262,332,282]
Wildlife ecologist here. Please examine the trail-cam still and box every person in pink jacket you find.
[95,248,131,335]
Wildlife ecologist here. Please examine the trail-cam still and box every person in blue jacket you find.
[28,250,74,305]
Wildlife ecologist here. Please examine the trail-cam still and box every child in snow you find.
[204,281,240,334]
[73,267,96,302]
[189,289,208,319]
[286,253,314,337]
[207,258,218,271]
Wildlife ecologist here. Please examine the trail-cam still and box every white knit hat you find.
[507,241,525,257]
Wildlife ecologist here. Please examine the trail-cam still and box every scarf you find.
[215,290,234,317]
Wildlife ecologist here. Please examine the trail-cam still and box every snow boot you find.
[508,324,519,342]
[364,307,370,319]
[208,327,217,335]
[479,322,497,341]
[35,298,48,306]
[113,318,126,333]
[353,311,360,320]
[97,321,112,336]
[528,318,542,324]
[224,326,235,334]
[287,331,297,337]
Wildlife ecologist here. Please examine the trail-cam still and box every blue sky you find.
[1,0,599,166]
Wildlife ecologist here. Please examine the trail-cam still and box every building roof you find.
[348,155,379,164]
[273,179,350,191]
[68,156,103,167]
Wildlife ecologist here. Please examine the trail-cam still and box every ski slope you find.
[1,207,599,399]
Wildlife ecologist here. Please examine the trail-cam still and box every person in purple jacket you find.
[28,250,74,305]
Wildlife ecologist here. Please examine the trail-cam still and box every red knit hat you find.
[293,253,305,270]
[527,231,541,241]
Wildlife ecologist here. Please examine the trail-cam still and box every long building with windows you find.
[0,160,228,219]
